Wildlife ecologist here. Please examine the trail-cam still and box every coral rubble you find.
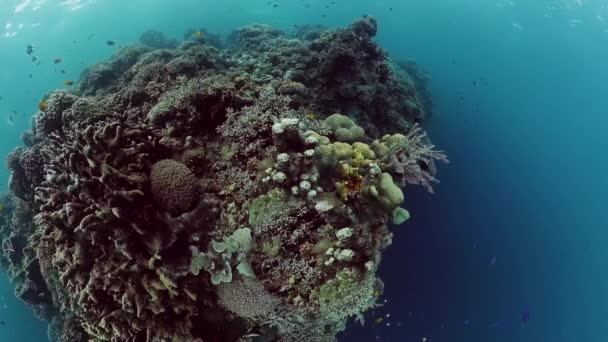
[0,17,447,342]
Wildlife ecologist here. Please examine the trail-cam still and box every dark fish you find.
[459,96,465,100]
[26,44,34,55]
[472,80,477,86]
[28,74,32,78]
[61,70,66,74]
[54,57,63,64]
[106,40,115,46]
[0,320,4,325]
[521,311,530,324]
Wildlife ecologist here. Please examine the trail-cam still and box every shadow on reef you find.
[0,17,447,342]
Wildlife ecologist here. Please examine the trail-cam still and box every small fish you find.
[464,319,470,325]
[521,310,530,324]
[26,44,34,55]
[195,31,202,38]
[374,317,384,324]
[473,239,479,249]
[39,100,48,112]
[306,112,315,120]
[472,80,477,87]
[31,55,38,63]
[106,40,115,46]
[61,70,66,74]
[488,320,502,329]
[0,320,4,325]
[54,57,63,64]
[490,256,496,265]
[64,80,74,86]
[459,96,465,100]
[28,74,32,78]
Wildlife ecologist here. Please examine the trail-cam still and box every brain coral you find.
[150,159,199,214]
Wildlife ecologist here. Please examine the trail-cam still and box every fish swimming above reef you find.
[38,100,48,111]
[106,40,115,46]
[64,80,74,86]
[54,57,63,63]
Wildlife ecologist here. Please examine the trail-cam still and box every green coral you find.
[248,190,288,227]
[315,142,353,169]
[324,114,365,143]
[189,228,255,285]
[392,207,410,225]
[317,268,378,328]
[370,133,408,160]
[364,172,404,209]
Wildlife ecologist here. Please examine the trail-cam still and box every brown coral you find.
[150,159,200,215]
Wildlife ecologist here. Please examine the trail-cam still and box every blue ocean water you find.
[0,0,606,341]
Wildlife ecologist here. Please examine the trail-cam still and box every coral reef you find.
[1,17,447,342]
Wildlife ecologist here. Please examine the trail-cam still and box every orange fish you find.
[54,57,63,64]
[64,80,74,86]
[38,100,48,111]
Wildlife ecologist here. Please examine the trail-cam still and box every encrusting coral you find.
[0,16,447,342]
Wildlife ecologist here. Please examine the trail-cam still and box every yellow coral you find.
[316,142,354,169]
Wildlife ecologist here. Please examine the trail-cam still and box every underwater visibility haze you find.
[0,0,607,341]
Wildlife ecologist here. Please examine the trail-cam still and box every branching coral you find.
[372,124,448,193]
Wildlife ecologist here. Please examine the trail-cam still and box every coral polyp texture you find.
[0,17,447,342]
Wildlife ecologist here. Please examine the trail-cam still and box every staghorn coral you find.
[1,17,447,342]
